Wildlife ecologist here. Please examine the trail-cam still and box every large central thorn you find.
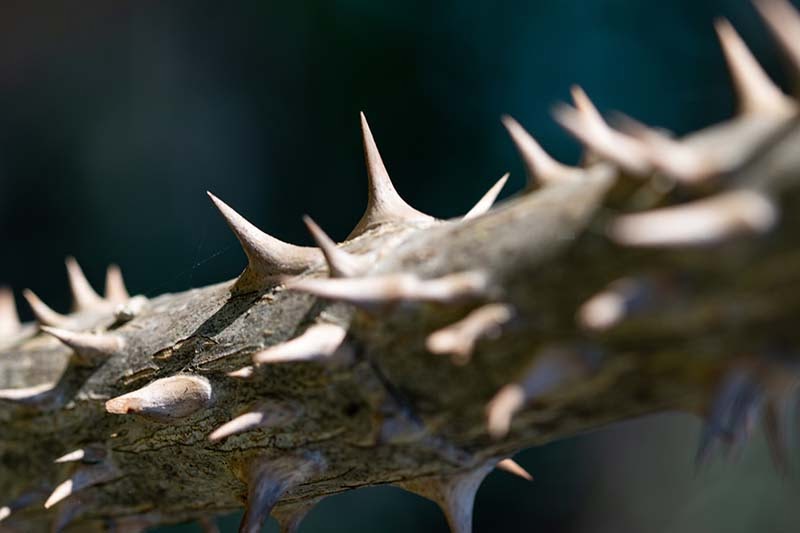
[207,192,323,294]
[348,112,434,237]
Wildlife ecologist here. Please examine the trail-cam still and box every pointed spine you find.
[44,462,120,509]
[65,257,105,311]
[239,453,326,533]
[463,173,509,220]
[348,112,434,237]
[252,323,347,365]
[54,445,106,464]
[302,216,369,277]
[755,0,800,78]
[40,326,124,365]
[496,458,534,481]
[105,375,213,422]
[502,116,580,187]
[554,87,650,174]
[609,189,777,247]
[286,271,489,307]
[0,286,21,337]
[207,192,322,294]
[714,17,795,116]
[104,264,130,303]
[22,289,68,327]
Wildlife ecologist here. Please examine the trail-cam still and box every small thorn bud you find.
[209,401,302,442]
[105,375,213,422]
[228,366,255,379]
[496,458,533,481]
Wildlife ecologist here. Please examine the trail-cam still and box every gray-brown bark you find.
[2,3,800,531]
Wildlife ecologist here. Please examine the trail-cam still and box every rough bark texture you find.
[2,3,800,531]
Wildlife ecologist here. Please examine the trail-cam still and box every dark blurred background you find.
[0,0,798,531]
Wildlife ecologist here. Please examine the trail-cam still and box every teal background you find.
[0,1,798,531]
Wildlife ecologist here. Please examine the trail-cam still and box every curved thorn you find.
[209,401,301,442]
[426,303,514,364]
[207,192,322,294]
[22,289,68,327]
[286,271,489,307]
[302,216,369,278]
[755,0,800,77]
[609,190,778,247]
[239,453,326,533]
[65,257,104,311]
[44,462,120,509]
[554,87,650,174]
[463,173,509,220]
[348,112,434,237]
[104,264,130,304]
[501,116,579,187]
[0,286,21,337]
[105,375,213,422]
[40,326,124,365]
[253,323,347,365]
[0,382,58,405]
[496,458,533,481]
[715,17,795,116]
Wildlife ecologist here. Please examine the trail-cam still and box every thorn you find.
[286,271,489,307]
[426,303,514,364]
[496,458,534,481]
[228,366,255,379]
[714,18,795,116]
[398,462,495,533]
[0,286,21,337]
[553,87,651,175]
[253,323,347,365]
[302,216,369,278]
[502,116,581,187]
[487,347,592,439]
[609,189,778,248]
[114,295,148,323]
[577,278,651,331]
[755,0,800,78]
[348,112,434,237]
[0,487,48,524]
[54,445,106,464]
[0,507,8,522]
[44,462,120,509]
[619,116,715,183]
[207,192,323,294]
[463,173,509,220]
[104,264,130,304]
[40,326,124,365]
[22,289,68,327]
[239,453,326,533]
[105,374,213,422]
[65,257,105,311]
[209,401,301,442]
[0,382,58,405]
